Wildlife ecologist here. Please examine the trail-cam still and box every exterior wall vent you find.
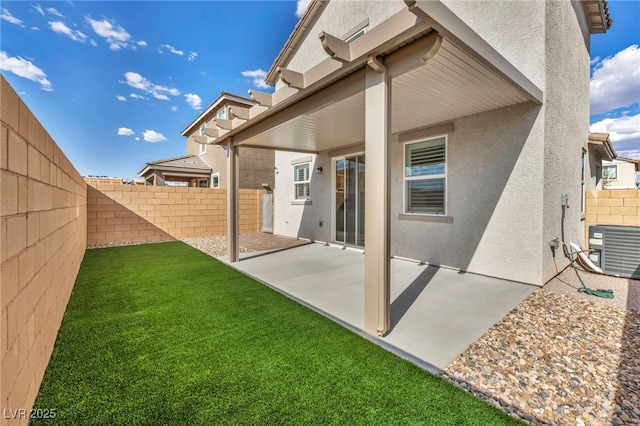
[588,225,640,279]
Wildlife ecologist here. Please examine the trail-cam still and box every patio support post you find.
[364,55,391,337]
[227,137,240,263]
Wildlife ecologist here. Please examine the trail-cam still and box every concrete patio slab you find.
[218,243,537,372]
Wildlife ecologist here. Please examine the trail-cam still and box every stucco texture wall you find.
[391,103,544,285]
[540,0,592,283]
[87,185,263,246]
[1,76,87,423]
[273,152,332,242]
[285,0,405,74]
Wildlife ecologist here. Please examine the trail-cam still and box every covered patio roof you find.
[220,0,545,337]
[193,1,541,154]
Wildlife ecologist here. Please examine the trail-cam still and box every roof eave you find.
[181,93,256,136]
[264,0,326,86]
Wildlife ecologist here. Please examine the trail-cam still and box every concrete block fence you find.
[1,77,87,425]
[87,185,262,246]
[1,77,263,424]
[585,189,640,248]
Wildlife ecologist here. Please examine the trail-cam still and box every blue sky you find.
[1,1,639,180]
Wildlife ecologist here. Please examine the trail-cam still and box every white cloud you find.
[241,68,269,89]
[117,127,135,136]
[33,4,44,16]
[185,93,202,110]
[159,44,183,56]
[47,7,64,18]
[171,105,178,112]
[295,0,311,18]
[1,8,24,26]
[122,72,180,101]
[137,40,147,47]
[86,16,132,51]
[590,114,640,142]
[49,21,88,43]
[142,130,167,143]
[590,45,640,115]
[135,137,140,141]
[130,93,146,100]
[116,95,127,102]
[90,39,98,47]
[188,51,198,62]
[0,51,53,91]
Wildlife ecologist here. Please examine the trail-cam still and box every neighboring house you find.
[139,91,275,189]
[199,0,611,336]
[587,133,639,190]
[180,92,275,190]
[600,158,639,189]
[139,155,213,187]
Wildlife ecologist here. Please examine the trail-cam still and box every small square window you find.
[293,163,310,200]
[602,165,617,180]
[217,108,226,120]
[211,173,220,188]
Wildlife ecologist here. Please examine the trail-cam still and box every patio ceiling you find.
[235,35,532,153]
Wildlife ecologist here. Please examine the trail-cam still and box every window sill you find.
[398,214,453,223]
[291,200,312,205]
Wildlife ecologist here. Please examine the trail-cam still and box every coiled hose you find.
[561,204,613,299]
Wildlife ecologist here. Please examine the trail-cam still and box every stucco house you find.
[195,0,611,336]
[140,92,275,189]
[600,158,639,189]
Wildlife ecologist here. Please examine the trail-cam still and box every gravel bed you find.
[182,235,254,257]
[444,289,640,425]
[87,239,175,249]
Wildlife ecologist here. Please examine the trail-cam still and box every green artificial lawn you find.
[32,241,523,425]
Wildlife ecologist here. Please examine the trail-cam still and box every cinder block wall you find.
[87,185,262,246]
[1,76,87,423]
[585,189,640,247]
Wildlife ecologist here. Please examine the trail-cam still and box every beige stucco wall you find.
[284,0,405,75]
[540,0,592,283]
[1,76,87,422]
[273,152,332,241]
[273,0,597,286]
[87,185,262,246]
[599,160,639,189]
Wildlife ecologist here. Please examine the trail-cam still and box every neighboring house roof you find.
[588,132,616,161]
[138,155,212,177]
[615,156,640,172]
[181,91,256,136]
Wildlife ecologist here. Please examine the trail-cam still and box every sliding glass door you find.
[335,155,365,246]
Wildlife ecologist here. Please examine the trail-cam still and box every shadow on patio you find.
[218,243,537,372]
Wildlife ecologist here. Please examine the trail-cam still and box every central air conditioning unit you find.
[588,225,640,279]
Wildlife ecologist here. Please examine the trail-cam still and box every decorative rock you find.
[443,289,640,425]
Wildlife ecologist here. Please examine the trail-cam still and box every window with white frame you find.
[602,164,617,180]
[293,163,310,200]
[404,136,446,214]
[211,173,220,188]
[217,108,226,120]
[199,125,206,155]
